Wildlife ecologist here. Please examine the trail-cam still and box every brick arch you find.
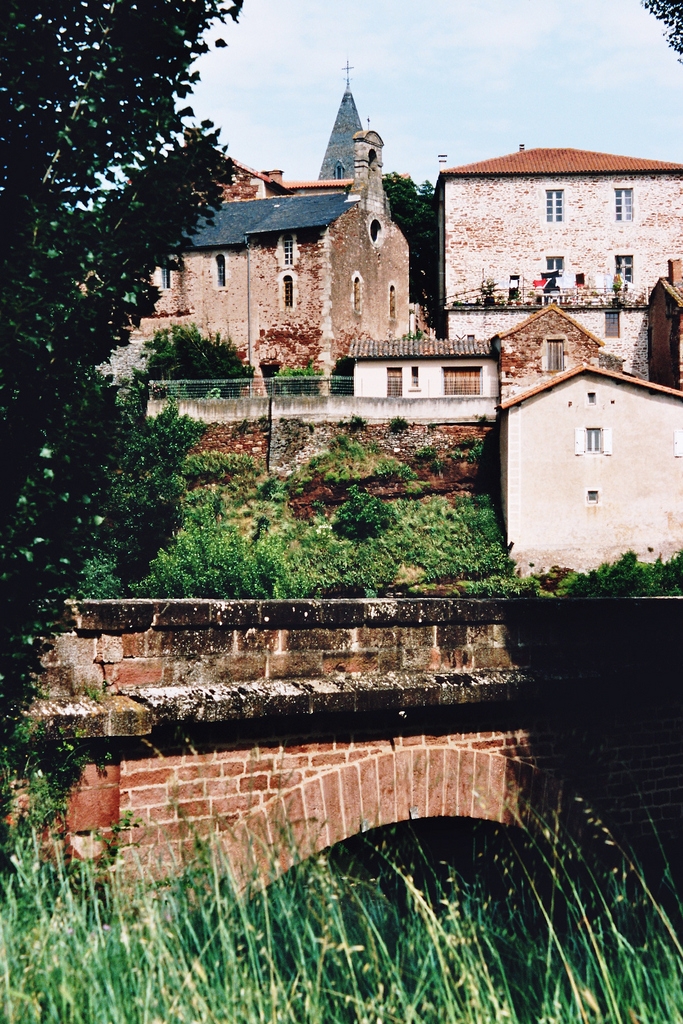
[219,745,562,885]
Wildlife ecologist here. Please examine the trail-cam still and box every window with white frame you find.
[160,267,171,290]
[546,339,564,371]
[283,235,294,267]
[575,427,613,455]
[615,255,633,283]
[546,257,564,273]
[586,490,599,505]
[615,189,633,222]
[411,366,419,388]
[546,190,563,222]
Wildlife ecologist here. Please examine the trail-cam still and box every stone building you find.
[500,365,683,573]
[648,258,683,390]
[134,95,409,375]
[436,147,683,378]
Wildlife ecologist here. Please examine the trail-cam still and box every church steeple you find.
[318,84,362,181]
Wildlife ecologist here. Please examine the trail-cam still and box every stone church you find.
[133,88,409,376]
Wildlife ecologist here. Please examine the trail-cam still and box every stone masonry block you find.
[285,628,353,652]
[234,629,279,652]
[96,634,123,664]
[268,651,324,680]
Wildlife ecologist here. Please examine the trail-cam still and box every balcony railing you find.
[149,377,355,401]
[447,285,648,309]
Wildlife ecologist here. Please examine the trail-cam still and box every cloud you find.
[189,0,683,183]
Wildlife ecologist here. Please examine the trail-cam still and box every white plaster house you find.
[349,336,498,400]
[500,365,683,574]
[436,148,683,378]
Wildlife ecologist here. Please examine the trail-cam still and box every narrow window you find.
[587,392,597,406]
[546,339,564,371]
[387,367,403,397]
[546,190,563,222]
[605,311,620,338]
[587,490,599,505]
[370,219,382,243]
[216,253,226,288]
[389,284,396,319]
[586,428,602,453]
[411,366,419,388]
[615,255,633,283]
[546,257,564,273]
[443,368,482,395]
[283,235,294,267]
[160,267,171,290]
[283,274,293,308]
[353,277,361,314]
[335,161,345,179]
[466,334,475,342]
[615,189,633,222]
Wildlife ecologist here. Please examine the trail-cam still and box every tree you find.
[0,0,245,812]
[144,324,253,380]
[642,0,683,54]
[383,173,438,326]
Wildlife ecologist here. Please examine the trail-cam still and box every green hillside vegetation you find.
[81,404,531,599]
[134,445,531,600]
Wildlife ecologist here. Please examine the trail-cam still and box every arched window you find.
[160,267,171,290]
[370,219,382,243]
[353,277,361,314]
[334,161,345,180]
[283,235,294,267]
[389,285,396,319]
[283,275,294,308]
[216,253,226,288]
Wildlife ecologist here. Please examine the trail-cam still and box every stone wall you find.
[33,598,683,869]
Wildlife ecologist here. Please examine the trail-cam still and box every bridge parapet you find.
[34,597,681,738]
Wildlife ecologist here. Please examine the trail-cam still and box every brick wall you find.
[35,598,683,872]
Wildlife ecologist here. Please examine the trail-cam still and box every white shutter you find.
[574,428,585,455]
[602,428,613,455]
[675,430,683,457]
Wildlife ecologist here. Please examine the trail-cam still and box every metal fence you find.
[149,377,355,401]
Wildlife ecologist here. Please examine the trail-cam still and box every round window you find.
[370,219,382,243]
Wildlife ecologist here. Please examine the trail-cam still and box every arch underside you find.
[217,748,562,886]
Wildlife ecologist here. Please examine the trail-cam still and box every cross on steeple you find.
[343,60,354,88]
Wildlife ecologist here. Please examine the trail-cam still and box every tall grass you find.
[0,823,681,1023]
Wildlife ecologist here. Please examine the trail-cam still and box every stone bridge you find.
[35,598,683,876]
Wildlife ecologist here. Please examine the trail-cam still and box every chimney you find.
[266,169,283,184]
[668,258,682,285]
[519,143,525,151]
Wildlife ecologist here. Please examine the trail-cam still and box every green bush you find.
[375,458,418,482]
[451,436,485,463]
[389,416,409,433]
[348,415,367,432]
[274,361,323,377]
[144,323,253,380]
[183,452,256,486]
[414,445,437,460]
[333,486,395,540]
[563,549,683,597]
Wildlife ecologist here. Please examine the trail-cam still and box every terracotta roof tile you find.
[500,364,683,409]
[494,305,604,347]
[283,179,353,188]
[349,337,494,359]
[441,148,683,177]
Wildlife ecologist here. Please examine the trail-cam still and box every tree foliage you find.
[0,0,244,807]
[642,0,683,56]
[144,324,253,380]
[383,173,438,325]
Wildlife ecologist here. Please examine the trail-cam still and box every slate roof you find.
[349,337,495,359]
[500,364,683,409]
[191,193,359,248]
[319,88,363,180]
[440,148,683,177]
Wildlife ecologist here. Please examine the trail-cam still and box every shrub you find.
[451,436,485,463]
[275,361,323,377]
[144,324,252,380]
[375,458,417,482]
[414,445,437,460]
[183,452,256,486]
[389,417,409,433]
[333,486,395,539]
[563,549,683,597]
[349,415,367,432]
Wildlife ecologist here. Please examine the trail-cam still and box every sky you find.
[189,0,683,186]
